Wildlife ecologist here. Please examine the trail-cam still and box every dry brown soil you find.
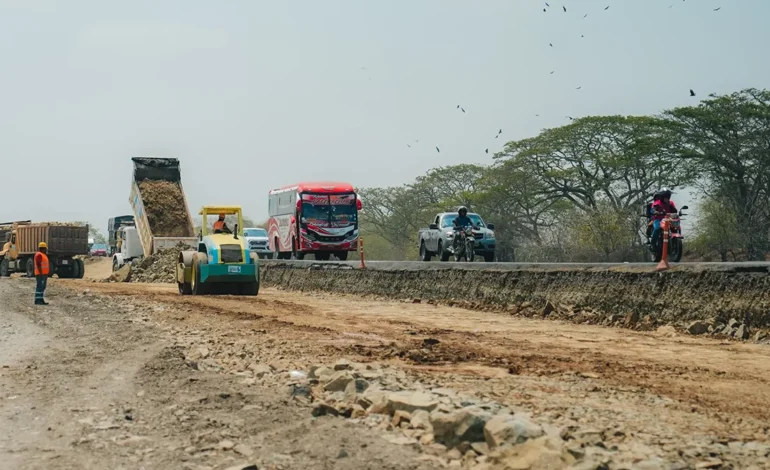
[2,259,770,468]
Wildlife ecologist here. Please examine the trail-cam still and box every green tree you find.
[691,197,742,262]
[665,88,770,260]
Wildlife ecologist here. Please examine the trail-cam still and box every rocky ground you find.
[3,262,770,469]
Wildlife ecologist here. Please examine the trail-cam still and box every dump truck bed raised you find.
[130,157,197,258]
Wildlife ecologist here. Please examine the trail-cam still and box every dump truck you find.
[0,222,89,278]
[176,206,259,296]
[128,157,197,258]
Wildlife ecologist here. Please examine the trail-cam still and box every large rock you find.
[481,436,574,470]
[386,391,439,414]
[431,407,491,447]
[686,321,709,336]
[484,414,544,448]
[109,264,132,283]
[323,372,354,392]
[736,324,750,340]
[344,378,370,402]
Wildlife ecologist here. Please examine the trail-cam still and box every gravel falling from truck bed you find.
[137,180,194,237]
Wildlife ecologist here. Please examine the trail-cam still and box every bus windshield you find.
[301,193,357,227]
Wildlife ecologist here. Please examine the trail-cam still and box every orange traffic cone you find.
[359,237,367,269]
[656,219,670,272]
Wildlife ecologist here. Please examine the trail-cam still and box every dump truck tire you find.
[0,258,9,277]
[26,259,34,277]
[76,259,85,279]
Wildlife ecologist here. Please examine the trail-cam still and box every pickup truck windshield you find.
[301,193,358,227]
[440,214,485,228]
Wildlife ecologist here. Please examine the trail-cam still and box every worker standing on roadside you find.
[34,242,50,305]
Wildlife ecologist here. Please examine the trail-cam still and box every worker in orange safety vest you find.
[34,242,50,305]
[213,214,231,234]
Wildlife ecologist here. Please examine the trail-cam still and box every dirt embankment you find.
[260,263,770,334]
[137,180,193,237]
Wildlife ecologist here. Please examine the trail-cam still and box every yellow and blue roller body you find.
[197,233,257,284]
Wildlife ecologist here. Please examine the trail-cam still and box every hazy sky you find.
[1,0,768,232]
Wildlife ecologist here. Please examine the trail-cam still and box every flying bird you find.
[407,144,411,148]
[485,149,489,154]
[535,114,540,117]
[549,43,553,47]
[498,129,502,134]
[713,7,721,11]
[461,107,466,113]
[456,105,460,109]
[583,13,588,18]
[690,89,696,97]
[495,134,499,139]
[566,116,575,120]
[543,8,546,12]
[576,86,582,90]
[604,6,610,10]
[436,146,440,153]
[563,6,566,12]
[545,2,550,6]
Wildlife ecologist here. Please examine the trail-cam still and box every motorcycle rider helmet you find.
[458,206,468,216]
[660,188,672,200]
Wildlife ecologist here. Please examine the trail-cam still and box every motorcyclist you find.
[452,206,477,251]
[650,188,677,243]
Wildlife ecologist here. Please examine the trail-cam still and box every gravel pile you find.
[137,180,194,237]
[130,244,190,283]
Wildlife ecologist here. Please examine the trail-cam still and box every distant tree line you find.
[357,88,770,262]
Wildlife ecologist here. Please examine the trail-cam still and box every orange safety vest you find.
[213,220,225,231]
[34,252,50,276]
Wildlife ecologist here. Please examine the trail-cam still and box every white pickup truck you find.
[418,211,496,262]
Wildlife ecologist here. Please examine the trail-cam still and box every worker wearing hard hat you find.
[213,214,231,234]
[34,242,50,305]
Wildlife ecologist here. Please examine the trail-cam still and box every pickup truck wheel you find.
[484,253,495,262]
[439,241,450,262]
[112,258,119,272]
[420,242,432,262]
[0,258,10,277]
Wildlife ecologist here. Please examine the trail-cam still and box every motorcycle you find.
[453,226,475,262]
[645,205,688,263]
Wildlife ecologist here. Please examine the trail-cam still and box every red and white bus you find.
[267,182,362,260]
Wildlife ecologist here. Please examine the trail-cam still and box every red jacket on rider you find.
[651,199,677,220]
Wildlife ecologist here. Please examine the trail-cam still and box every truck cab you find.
[112,226,143,271]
